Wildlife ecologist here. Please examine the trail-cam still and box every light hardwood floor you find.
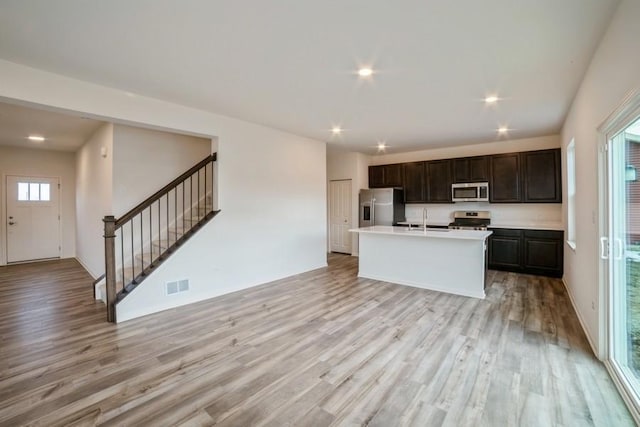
[0,254,634,426]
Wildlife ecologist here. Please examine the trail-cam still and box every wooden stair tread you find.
[152,240,170,249]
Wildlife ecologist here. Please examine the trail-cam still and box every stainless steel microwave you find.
[451,182,489,202]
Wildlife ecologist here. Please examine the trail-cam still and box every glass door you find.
[607,116,640,405]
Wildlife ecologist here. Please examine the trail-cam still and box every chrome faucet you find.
[422,208,428,229]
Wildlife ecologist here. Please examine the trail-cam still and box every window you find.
[567,139,576,249]
[17,182,51,201]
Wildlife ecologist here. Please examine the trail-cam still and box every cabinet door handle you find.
[600,237,609,260]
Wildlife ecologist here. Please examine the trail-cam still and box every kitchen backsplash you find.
[405,202,563,227]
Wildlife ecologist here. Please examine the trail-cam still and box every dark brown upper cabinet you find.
[369,164,403,188]
[370,147,561,204]
[489,153,521,203]
[368,165,384,188]
[384,163,404,187]
[426,159,453,203]
[403,162,426,203]
[521,149,562,203]
[453,156,488,183]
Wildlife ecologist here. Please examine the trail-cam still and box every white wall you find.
[0,146,76,265]
[75,123,113,278]
[0,59,327,321]
[561,0,640,356]
[118,131,326,321]
[327,148,369,255]
[112,124,211,216]
[369,134,560,165]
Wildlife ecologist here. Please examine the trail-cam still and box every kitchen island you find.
[350,226,492,299]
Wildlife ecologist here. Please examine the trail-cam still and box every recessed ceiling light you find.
[358,67,374,78]
[377,142,387,152]
[485,95,499,104]
[331,126,342,135]
[28,135,45,141]
[498,126,509,134]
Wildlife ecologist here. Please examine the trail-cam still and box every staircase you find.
[99,154,219,322]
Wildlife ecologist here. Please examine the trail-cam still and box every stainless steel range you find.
[448,211,490,230]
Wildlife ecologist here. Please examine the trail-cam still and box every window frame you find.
[17,182,52,202]
[567,139,577,250]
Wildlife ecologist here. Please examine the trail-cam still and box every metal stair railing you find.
[103,153,218,322]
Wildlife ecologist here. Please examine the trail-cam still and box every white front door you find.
[6,175,61,263]
[329,179,352,254]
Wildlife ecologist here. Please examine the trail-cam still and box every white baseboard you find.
[562,278,600,359]
[94,279,106,303]
[74,257,101,280]
[603,360,640,425]
[563,276,640,422]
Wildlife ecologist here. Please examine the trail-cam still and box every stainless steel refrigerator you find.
[359,188,405,227]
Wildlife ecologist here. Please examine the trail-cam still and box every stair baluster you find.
[102,153,218,322]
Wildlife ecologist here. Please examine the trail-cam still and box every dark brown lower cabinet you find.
[488,228,563,278]
[523,230,564,277]
[487,228,522,271]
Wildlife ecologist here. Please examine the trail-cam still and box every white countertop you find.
[489,222,564,231]
[350,226,492,241]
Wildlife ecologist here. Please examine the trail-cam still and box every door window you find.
[17,182,51,201]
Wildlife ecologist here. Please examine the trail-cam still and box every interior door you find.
[603,116,640,410]
[6,175,61,263]
[329,179,352,254]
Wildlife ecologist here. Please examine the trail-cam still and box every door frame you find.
[3,173,62,265]
[597,86,640,422]
[328,179,353,255]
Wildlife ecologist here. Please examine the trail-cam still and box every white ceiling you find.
[0,0,620,154]
[0,102,103,151]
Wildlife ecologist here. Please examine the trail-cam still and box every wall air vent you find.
[166,281,178,295]
[166,279,189,295]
